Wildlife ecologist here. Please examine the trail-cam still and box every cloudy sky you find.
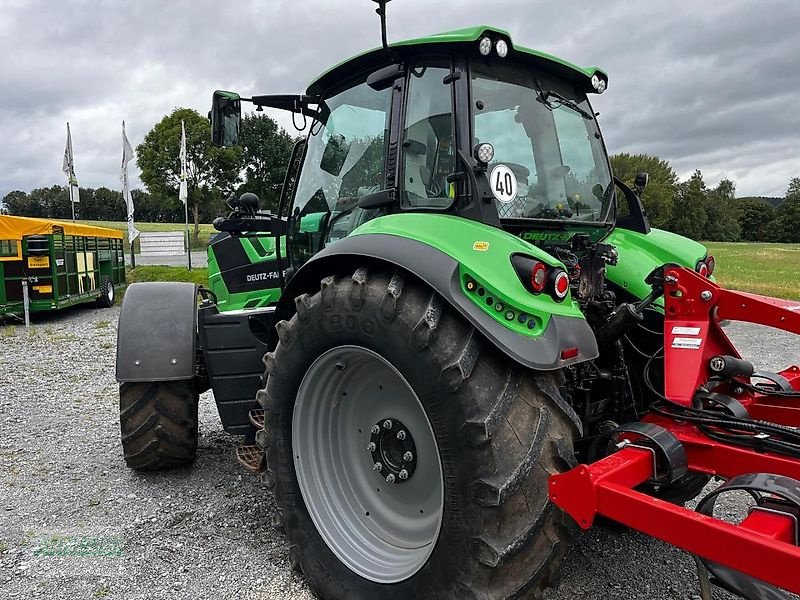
[1,0,798,202]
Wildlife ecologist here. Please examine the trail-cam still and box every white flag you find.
[120,121,139,242]
[62,122,80,204]
[179,120,188,205]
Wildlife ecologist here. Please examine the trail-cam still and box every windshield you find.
[472,62,614,223]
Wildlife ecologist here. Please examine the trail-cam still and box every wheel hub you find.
[369,417,417,483]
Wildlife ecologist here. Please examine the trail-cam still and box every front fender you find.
[116,282,198,382]
[278,214,597,371]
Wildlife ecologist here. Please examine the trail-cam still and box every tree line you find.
[611,153,800,242]
[0,108,296,243]
[2,117,798,244]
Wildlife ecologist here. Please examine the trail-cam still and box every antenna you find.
[371,0,391,51]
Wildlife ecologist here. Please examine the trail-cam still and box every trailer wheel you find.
[119,382,198,470]
[97,276,115,308]
[262,268,578,599]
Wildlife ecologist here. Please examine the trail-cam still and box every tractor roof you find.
[307,25,607,96]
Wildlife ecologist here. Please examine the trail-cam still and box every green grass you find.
[126,266,208,286]
[705,242,800,300]
[78,220,216,251]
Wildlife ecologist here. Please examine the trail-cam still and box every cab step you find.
[248,408,265,429]
[235,444,265,473]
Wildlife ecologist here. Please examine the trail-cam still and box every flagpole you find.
[180,120,192,271]
[185,192,192,271]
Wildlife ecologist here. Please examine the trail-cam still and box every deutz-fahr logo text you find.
[246,270,285,283]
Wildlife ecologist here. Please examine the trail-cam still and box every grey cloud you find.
[0,0,797,202]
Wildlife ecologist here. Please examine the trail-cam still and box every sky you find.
[0,0,798,202]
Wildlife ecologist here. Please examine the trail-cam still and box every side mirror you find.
[210,90,242,146]
[634,172,649,191]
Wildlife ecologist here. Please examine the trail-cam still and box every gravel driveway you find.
[1,307,798,599]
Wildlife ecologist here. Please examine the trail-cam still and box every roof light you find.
[495,39,508,58]
[474,142,494,164]
[478,36,492,56]
[590,73,607,94]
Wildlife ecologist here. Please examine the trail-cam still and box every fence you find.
[139,231,185,256]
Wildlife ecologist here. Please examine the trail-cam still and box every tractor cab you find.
[210,26,639,276]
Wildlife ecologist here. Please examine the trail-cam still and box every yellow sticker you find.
[472,241,490,252]
[33,285,53,294]
[27,256,50,269]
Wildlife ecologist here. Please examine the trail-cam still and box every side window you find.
[401,60,455,209]
[289,81,392,267]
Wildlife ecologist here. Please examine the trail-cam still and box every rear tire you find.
[262,267,579,599]
[96,276,115,308]
[119,382,198,470]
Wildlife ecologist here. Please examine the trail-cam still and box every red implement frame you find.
[549,266,800,594]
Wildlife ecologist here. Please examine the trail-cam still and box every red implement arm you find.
[549,266,800,594]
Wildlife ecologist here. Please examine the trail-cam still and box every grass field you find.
[78,220,216,251]
[705,242,800,300]
[126,266,209,286]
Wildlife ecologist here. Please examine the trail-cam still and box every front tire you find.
[119,382,198,470]
[261,267,578,599]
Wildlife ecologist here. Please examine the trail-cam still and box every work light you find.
[474,142,495,164]
[495,39,508,58]
[479,36,492,56]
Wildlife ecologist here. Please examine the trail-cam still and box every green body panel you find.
[605,227,707,301]
[307,25,606,95]
[207,235,286,312]
[350,213,585,336]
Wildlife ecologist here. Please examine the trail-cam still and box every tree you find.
[736,197,776,241]
[703,178,740,241]
[767,177,800,243]
[610,153,678,229]
[238,113,295,212]
[136,108,241,243]
[670,170,708,240]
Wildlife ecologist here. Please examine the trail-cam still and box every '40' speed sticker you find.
[490,164,518,203]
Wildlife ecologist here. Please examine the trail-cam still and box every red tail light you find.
[705,255,715,275]
[530,261,548,292]
[552,270,570,301]
[696,260,709,278]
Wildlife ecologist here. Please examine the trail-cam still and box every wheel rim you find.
[292,345,444,583]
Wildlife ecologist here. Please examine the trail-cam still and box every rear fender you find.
[275,214,598,371]
[116,282,198,383]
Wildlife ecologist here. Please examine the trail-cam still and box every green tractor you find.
[116,7,714,599]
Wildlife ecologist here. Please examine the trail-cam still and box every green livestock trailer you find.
[0,215,125,318]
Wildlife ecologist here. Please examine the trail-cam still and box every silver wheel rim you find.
[292,345,444,583]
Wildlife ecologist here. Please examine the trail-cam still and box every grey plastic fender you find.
[116,282,198,383]
[276,234,598,372]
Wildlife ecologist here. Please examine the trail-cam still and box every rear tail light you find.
[705,255,715,275]
[511,254,570,302]
[696,259,709,278]
[552,270,570,301]
[530,261,548,292]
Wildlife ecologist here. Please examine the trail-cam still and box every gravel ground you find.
[1,308,798,599]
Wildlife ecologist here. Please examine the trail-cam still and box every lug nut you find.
[403,451,413,462]
[700,290,713,301]
[383,419,393,430]
[371,425,381,435]
[385,474,396,484]
[399,469,409,480]
[366,442,376,452]
[372,462,383,472]
[396,430,406,440]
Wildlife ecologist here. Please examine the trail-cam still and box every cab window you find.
[401,60,455,209]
